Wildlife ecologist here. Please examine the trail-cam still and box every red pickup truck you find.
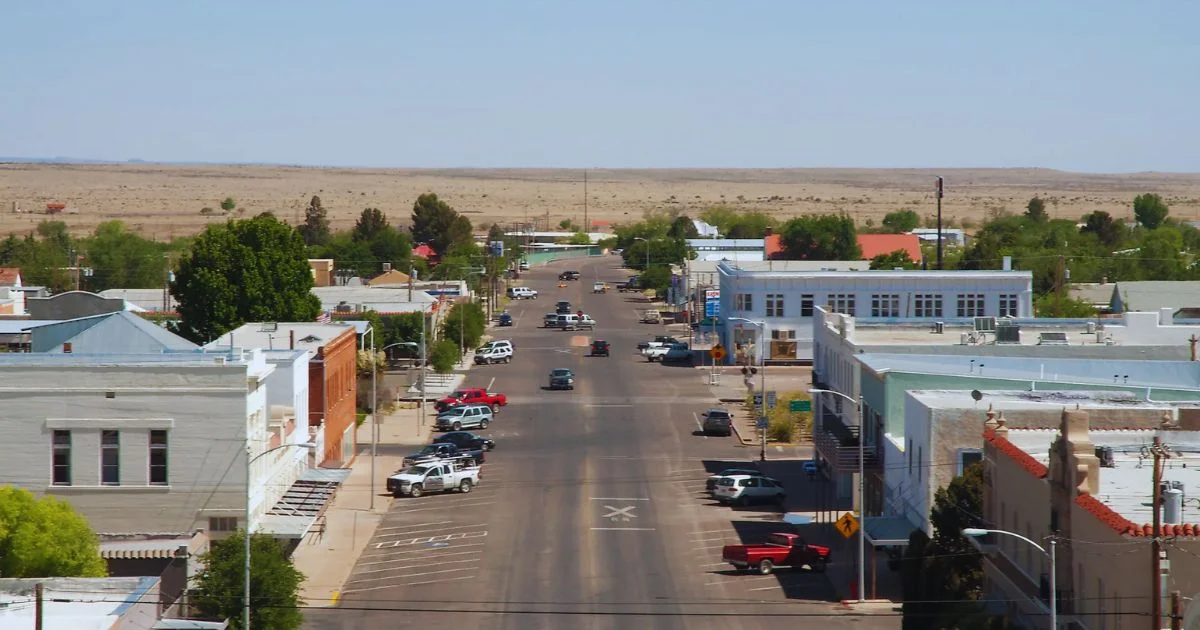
[435,388,508,413]
[721,533,831,575]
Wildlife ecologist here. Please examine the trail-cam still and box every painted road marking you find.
[360,543,485,560]
[352,557,481,575]
[358,547,484,566]
[345,567,474,585]
[343,575,477,593]
[392,501,495,514]
[590,497,650,501]
[601,505,637,521]
[375,523,487,537]
[590,527,656,531]
[374,530,488,549]
[693,412,707,440]
[375,520,454,532]
[487,376,495,390]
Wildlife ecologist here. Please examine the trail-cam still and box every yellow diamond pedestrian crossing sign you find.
[836,512,859,539]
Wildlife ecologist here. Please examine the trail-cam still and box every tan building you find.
[309,258,334,287]
[979,408,1200,629]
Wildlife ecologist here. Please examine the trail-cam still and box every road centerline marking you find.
[589,527,656,531]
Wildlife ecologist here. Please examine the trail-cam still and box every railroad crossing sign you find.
[836,512,860,539]
[709,344,727,361]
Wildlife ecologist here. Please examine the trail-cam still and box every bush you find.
[429,339,459,374]
[767,417,796,442]
[441,302,487,352]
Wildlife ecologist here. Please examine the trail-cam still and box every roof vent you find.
[260,322,278,332]
[1095,446,1115,468]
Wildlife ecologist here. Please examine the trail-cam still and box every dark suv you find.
[556,300,571,314]
[701,408,734,437]
[559,271,581,281]
[590,340,610,356]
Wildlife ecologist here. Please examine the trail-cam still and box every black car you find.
[498,313,513,327]
[590,340,610,356]
[434,431,496,452]
[700,408,733,436]
[556,300,571,314]
[548,368,575,390]
[402,443,486,466]
[558,271,581,281]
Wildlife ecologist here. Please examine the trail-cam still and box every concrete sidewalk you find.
[293,405,435,607]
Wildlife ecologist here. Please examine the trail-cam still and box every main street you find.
[304,256,898,630]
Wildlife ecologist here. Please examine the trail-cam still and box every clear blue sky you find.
[3,1,1197,171]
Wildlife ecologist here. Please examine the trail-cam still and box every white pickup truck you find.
[387,460,481,497]
[642,342,683,362]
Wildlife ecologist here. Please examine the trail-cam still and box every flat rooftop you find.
[1004,428,1200,527]
[908,389,1181,411]
[0,350,257,367]
[205,322,354,355]
[850,322,1102,346]
[867,354,1200,390]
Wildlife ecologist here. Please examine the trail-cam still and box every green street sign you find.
[789,400,812,413]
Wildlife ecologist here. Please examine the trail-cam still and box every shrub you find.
[767,417,795,442]
[430,339,459,374]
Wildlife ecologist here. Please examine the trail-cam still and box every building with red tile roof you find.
[856,233,923,263]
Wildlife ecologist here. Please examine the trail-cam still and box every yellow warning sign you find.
[709,344,727,361]
[836,512,859,539]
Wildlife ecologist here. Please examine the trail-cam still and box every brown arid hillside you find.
[3,163,1200,240]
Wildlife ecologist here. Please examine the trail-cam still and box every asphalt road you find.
[304,257,899,630]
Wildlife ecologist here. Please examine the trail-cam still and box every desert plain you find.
[3,163,1200,240]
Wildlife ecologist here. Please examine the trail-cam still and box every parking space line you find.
[691,535,733,543]
[375,520,454,532]
[374,523,488,538]
[390,490,498,505]
[392,501,495,514]
[400,574,478,588]
[374,530,488,549]
[345,567,475,586]
[343,574,478,594]
[352,557,481,575]
[590,527,656,531]
[358,542,485,560]
[589,497,650,501]
[689,528,732,535]
[693,412,707,439]
[358,548,484,567]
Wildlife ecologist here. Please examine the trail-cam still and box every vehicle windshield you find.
[450,390,469,399]
[551,369,572,377]
[707,411,731,419]
[716,478,736,486]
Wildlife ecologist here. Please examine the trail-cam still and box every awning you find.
[256,468,351,539]
[100,537,194,560]
[863,516,919,546]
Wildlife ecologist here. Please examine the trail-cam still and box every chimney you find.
[1190,334,1198,362]
[62,342,72,353]
[290,329,295,350]
[383,262,392,273]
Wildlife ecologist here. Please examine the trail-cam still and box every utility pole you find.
[35,582,44,630]
[1171,590,1182,630]
[1151,436,1170,630]
[935,176,944,270]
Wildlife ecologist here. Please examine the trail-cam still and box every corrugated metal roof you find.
[256,472,348,539]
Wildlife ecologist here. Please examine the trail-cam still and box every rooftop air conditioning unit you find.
[259,322,278,332]
[974,317,997,333]
[995,323,1021,344]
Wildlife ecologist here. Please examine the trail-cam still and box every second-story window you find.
[52,430,72,486]
[870,294,900,318]
[101,430,120,486]
[799,294,814,316]
[149,430,169,485]
[765,293,784,317]
[828,294,856,316]
[735,293,753,311]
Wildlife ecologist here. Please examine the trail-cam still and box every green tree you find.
[869,249,919,270]
[565,232,592,245]
[352,208,389,243]
[621,237,692,271]
[309,233,373,278]
[170,214,321,343]
[1025,196,1048,222]
[778,214,861,260]
[1133,193,1169,230]
[1079,210,1122,246]
[441,301,486,352]
[1034,293,1098,318]
[410,193,474,256]
[881,209,921,233]
[0,222,73,292]
[191,531,304,630]
[639,264,673,296]
[1138,228,1187,280]
[698,206,737,235]
[220,197,237,213]
[0,486,107,578]
[379,312,426,346]
[429,339,459,374]
[81,221,165,292]
[725,211,776,239]
[298,195,331,246]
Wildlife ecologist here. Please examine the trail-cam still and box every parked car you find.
[543,313,560,328]
[434,431,495,452]
[518,260,530,271]
[435,388,508,413]
[662,343,693,364]
[498,313,513,327]
[637,336,680,350]
[700,408,733,436]
[387,460,481,497]
[721,533,831,575]
[477,340,513,353]
[507,287,538,299]
[548,368,575,390]
[712,474,786,506]
[705,467,764,492]
[556,300,571,314]
[641,309,662,324]
[642,342,687,362]
[401,442,485,467]
[592,282,608,293]
[474,345,512,364]
[558,271,581,281]
[435,404,493,431]
[590,340,610,356]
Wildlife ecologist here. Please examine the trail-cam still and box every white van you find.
[556,314,597,331]
[508,287,538,299]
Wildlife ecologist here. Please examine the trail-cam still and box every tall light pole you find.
[729,317,766,461]
[963,528,1055,629]
[810,388,865,603]
[245,441,316,630]
[633,237,650,272]
[359,325,377,511]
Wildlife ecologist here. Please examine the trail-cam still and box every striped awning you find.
[100,539,192,560]
[257,468,350,539]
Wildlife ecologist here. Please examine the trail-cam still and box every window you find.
[956,293,985,317]
[149,430,168,485]
[765,293,784,317]
[958,449,983,474]
[907,439,912,475]
[828,294,856,316]
[800,294,814,317]
[999,293,1019,317]
[771,329,795,340]
[917,447,923,482]
[914,294,943,318]
[52,430,71,486]
[209,517,239,532]
[870,293,900,318]
[101,430,120,486]
[735,293,753,311]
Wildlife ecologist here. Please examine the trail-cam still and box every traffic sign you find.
[752,392,763,406]
[709,344,727,361]
[836,512,860,539]
[766,390,777,410]
[756,416,769,430]
[789,400,812,413]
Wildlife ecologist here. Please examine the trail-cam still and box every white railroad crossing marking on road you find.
[375,530,488,549]
[602,505,637,522]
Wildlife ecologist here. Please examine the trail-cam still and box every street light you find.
[809,387,865,604]
[633,237,651,272]
[728,317,766,462]
[359,325,378,511]
[245,441,316,630]
[963,528,1056,629]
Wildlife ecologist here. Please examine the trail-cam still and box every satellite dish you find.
[971,390,983,402]
[1183,595,1200,630]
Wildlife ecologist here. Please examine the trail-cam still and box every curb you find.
[729,419,755,446]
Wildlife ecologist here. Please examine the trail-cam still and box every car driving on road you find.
[590,340,610,356]
[548,368,575,390]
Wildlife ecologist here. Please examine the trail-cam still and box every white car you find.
[712,474,786,506]
[508,286,537,299]
[474,345,512,364]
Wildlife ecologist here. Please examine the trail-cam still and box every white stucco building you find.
[0,350,322,541]
[716,263,1034,363]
